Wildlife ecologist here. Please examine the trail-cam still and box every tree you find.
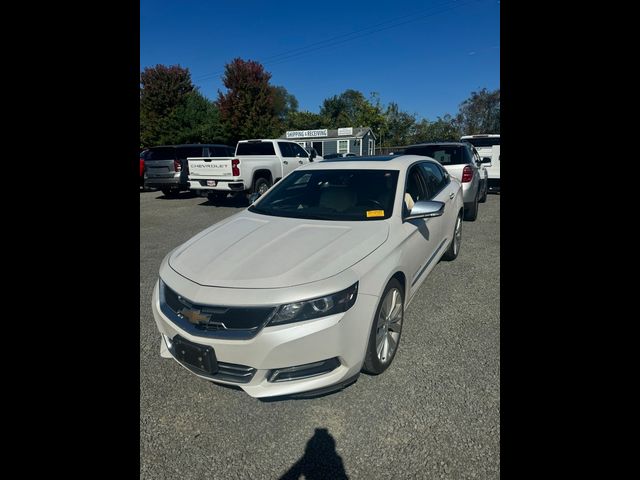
[216,58,282,145]
[455,88,500,135]
[286,111,325,130]
[382,102,417,147]
[319,90,385,132]
[271,85,298,123]
[168,91,223,144]
[140,64,194,146]
[410,115,461,143]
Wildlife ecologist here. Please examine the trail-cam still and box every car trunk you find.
[145,147,177,178]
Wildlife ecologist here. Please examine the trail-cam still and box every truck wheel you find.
[207,192,225,203]
[253,177,271,196]
[161,188,178,197]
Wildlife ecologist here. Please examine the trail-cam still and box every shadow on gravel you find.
[156,191,199,200]
[197,195,249,209]
[280,428,348,480]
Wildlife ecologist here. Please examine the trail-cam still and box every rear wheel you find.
[463,195,479,221]
[161,188,178,197]
[442,213,462,261]
[207,192,226,203]
[362,279,404,375]
[479,180,488,203]
[253,177,271,196]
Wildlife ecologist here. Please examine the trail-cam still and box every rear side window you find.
[146,147,176,161]
[236,142,276,156]
[177,147,204,160]
[404,145,468,165]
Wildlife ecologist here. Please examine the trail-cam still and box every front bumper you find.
[151,280,378,398]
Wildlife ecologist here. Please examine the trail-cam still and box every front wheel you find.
[362,279,404,375]
[442,213,462,261]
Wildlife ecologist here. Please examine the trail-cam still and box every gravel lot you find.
[140,189,500,479]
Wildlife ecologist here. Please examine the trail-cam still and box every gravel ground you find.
[140,189,500,479]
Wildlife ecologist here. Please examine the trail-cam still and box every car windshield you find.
[249,169,399,221]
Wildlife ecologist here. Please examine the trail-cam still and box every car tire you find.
[253,177,271,196]
[479,180,488,203]
[362,278,404,375]
[442,212,462,261]
[463,195,479,221]
[161,188,178,197]
[207,192,225,203]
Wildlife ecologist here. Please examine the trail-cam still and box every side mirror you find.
[248,192,261,204]
[309,150,316,161]
[481,157,492,164]
[405,200,445,221]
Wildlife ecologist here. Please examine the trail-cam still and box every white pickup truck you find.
[188,139,317,202]
[460,134,500,192]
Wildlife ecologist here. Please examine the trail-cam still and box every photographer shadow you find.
[280,428,348,480]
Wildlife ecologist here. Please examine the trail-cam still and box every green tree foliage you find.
[319,90,385,132]
[216,58,282,144]
[455,88,500,135]
[272,85,299,123]
[168,91,223,144]
[140,65,194,146]
[410,115,461,143]
[286,111,325,130]
[381,102,417,147]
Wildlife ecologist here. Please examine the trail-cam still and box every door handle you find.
[449,192,455,199]
[283,161,288,165]
[298,160,303,164]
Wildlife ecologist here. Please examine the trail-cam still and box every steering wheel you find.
[362,199,384,209]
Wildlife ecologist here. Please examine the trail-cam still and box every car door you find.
[290,142,312,167]
[277,142,300,177]
[420,161,458,243]
[402,163,446,297]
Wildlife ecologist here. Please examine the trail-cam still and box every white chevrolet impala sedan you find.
[151,155,464,398]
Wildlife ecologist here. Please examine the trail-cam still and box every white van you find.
[460,134,500,192]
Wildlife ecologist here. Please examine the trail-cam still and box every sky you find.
[140,0,499,121]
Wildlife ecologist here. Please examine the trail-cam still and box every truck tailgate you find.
[188,157,234,178]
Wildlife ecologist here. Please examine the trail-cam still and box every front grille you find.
[160,280,277,339]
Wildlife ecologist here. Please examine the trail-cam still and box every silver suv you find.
[144,144,235,197]
[403,142,489,221]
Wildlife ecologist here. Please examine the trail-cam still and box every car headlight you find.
[268,282,358,326]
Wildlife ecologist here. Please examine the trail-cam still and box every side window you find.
[420,162,448,198]
[291,143,309,157]
[278,142,295,157]
[404,165,428,212]
[463,146,474,164]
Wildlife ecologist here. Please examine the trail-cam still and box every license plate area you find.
[172,335,218,375]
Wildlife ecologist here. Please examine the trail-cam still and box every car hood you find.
[168,211,389,288]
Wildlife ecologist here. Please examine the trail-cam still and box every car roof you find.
[406,142,468,148]
[150,144,232,149]
[302,154,440,170]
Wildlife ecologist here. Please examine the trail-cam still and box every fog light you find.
[162,334,173,350]
[268,357,341,382]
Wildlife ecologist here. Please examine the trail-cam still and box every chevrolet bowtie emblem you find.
[180,308,211,325]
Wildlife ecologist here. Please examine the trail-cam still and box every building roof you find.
[280,127,376,140]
